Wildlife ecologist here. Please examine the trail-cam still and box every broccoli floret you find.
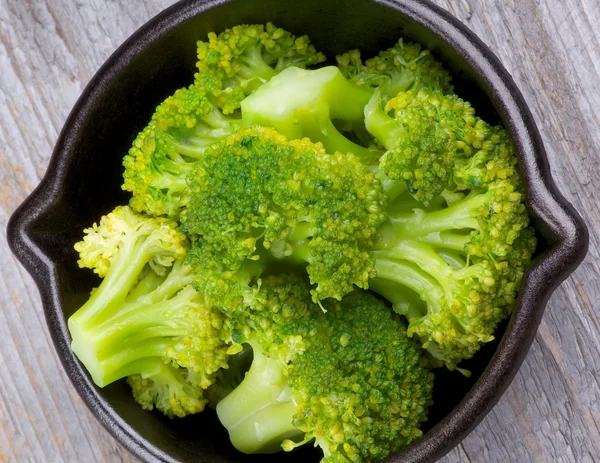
[336,41,453,163]
[195,23,326,115]
[241,66,377,162]
[369,174,535,369]
[366,89,490,206]
[122,85,240,217]
[216,274,434,462]
[127,359,207,418]
[182,127,387,303]
[358,83,537,370]
[337,39,453,100]
[68,206,233,417]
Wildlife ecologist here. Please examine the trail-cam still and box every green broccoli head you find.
[367,89,489,206]
[68,207,234,418]
[122,85,240,217]
[216,274,434,462]
[337,39,453,99]
[195,23,326,114]
[182,127,387,304]
[370,168,536,369]
[73,205,187,279]
[365,86,536,370]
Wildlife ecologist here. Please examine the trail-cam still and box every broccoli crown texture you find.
[195,23,326,114]
[337,39,453,99]
[216,274,434,462]
[68,206,233,417]
[366,89,492,206]
[182,127,387,304]
[126,358,207,419]
[122,85,240,217]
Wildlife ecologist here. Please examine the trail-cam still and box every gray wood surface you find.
[0,0,598,462]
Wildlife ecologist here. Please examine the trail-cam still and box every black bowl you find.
[6,0,588,462]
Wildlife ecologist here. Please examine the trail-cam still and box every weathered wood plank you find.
[0,0,598,462]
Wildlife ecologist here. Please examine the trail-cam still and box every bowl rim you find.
[6,0,589,462]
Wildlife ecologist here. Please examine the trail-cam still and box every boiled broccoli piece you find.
[369,160,535,369]
[336,40,453,162]
[127,359,207,418]
[357,80,537,369]
[366,89,490,206]
[337,39,453,100]
[122,85,241,217]
[241,66,377,163]
[68,206,234,417]
[195,23,326,115]
[216,274,434,462]
[182,127,387,304]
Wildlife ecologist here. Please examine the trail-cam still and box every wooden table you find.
[1,1,598,462]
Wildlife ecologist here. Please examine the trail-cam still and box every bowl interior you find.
[15,0,563,462]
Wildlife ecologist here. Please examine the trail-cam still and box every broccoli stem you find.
[152,169,191,190]
[71,287,198,387]
[302,112,374,160]
[69,237,148,329]
[375,240,453,290]
[216,341,303,454]
[238,46,278,85]
[364,89,404,150]
[241,66,375,161]
[126,270,165,301]
[373,258,444,312]
[92,289,195,351]
[169,131,234,159]
[133,261,193,305]
[111,357,170,383]
[368,277,426,319]
[417,231,471,252]
[70,255,195,387]
[204,108,241,129]
[389,190,488,237]
[166,110,241,159]
[379,171,407,202]
[386,73,421,98]
[169,139,215,158]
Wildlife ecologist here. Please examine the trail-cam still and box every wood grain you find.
[0,0,598,462]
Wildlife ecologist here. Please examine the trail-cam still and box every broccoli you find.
[366,89,488,205]
[195,23,326,115]
[122,85,241,218]
[335,39,453,165]
[337,39,453,100]
[241,66,378,162]
[368,130,536,369]
[69,25,540,446]
[216,274,434,462]
[126,359,207,419]
[182,127,387,304]
[68,206,234,417]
